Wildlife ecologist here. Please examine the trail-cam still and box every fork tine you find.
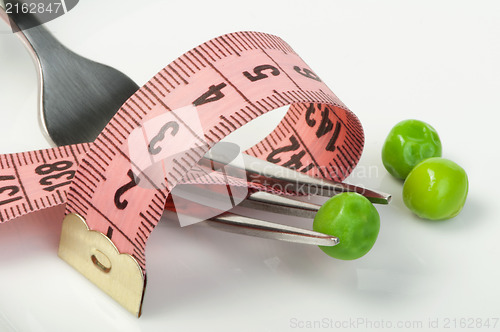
[165,190,336,246]
[202,212,339,246]
[170,181,320,219]
[201,151,391,204]
[240,191,319,219]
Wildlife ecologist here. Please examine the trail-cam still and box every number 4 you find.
[192,83,227,106]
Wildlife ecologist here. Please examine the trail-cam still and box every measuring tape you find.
[0,31,364,316]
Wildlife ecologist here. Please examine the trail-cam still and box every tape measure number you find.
[0,31,364,315]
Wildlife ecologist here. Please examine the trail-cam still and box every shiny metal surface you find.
[242,191,319,219]
[204,212,338,246]
[1,6,139,146]
[201,151,392,204]
[167,185,331,246]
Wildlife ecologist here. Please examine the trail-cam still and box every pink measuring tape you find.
[0,31,364,315]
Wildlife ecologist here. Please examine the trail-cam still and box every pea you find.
[382,119,442,179]
[313,193,380,260]
[403,157,468,220]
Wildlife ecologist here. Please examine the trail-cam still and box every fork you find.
[0,2,139,146]
[2,4,391,248]
[167,151,390,246]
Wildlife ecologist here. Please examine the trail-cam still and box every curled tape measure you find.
[0,31,363,316]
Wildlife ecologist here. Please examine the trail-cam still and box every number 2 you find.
[114,170,139,210]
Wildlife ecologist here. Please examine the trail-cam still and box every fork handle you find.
[0,1,65,63]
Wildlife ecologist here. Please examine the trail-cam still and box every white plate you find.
[1,1,499,331]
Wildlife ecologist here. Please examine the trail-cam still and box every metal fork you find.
[0,2,139,146]
[2,5,391,247]
[169,151,390,247]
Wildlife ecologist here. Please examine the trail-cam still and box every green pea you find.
[382,119,442,179]
[313,193,380,260]
[403,157,468,220]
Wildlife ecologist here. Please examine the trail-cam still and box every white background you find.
[1,1,499,331]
